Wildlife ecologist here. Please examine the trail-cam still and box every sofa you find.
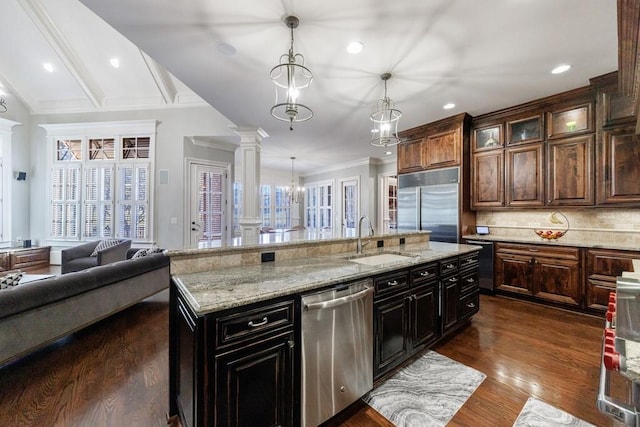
[61,239,132,274]
[0,248,170,366]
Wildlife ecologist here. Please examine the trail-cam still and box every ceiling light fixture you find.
[443,103,456,110]
[270,15,313,131]
[43,63,54,73]
[370,73,402,147]
[285,156,304,204]
[110,57,120,68]
[346,41,364,54]
[551,64,571,74]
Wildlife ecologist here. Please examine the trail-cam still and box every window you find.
[305,181,333,231]
[42,121,156,243]
[260,184,292,229]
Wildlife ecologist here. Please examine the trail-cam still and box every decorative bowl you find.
[534,212,569,240]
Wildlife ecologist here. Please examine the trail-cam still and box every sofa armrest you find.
[96,240,131,265]
[61,240,100,264]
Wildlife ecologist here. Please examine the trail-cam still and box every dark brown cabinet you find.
[471,150,504,208]
[505,143,545,207]
[546,135,594,205]
[495,243,581,308]
[440,257,460,334]
[397,137,424,174]
[170,284,297,427]
[0,246,51,272]
[424,129,460,169]
[584,248,640,312]
[598,125,640,204]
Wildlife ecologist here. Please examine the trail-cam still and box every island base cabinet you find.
[373,294,409,380]
[411,282,439,349]
[214,331,295,427]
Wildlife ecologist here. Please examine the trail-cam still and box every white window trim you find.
[40,120,157,244]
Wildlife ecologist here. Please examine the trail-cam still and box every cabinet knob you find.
[467,302,476,309]
[466,278,475,283]
[287,340,295,349]
[448,277,458,283]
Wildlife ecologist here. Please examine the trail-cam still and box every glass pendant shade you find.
[270,16,313,130]
[285,157,304,204]
[370,73,401,147]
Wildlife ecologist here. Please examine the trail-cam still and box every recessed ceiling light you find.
[551,64,571,74]
[110,57,120,68]
[443,103,455,110]
[346,41,364,54]
[215,41,237,57]
[43,62,54,73]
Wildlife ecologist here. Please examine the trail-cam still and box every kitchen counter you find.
[463,233,640,252]
[172,241,480,316]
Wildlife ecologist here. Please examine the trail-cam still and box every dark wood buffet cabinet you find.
[169,250,480,427]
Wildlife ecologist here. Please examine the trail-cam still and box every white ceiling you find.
[0,0,618,174]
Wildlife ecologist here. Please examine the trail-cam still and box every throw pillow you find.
[131,245,162,259]
[0,271,23,290]
[90,239,121,256]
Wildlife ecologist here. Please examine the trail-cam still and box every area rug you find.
[513,397,595,427]
[363,350,486,426]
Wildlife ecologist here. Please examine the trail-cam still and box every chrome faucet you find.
[357,215,375,254]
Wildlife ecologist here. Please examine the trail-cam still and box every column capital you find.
[233,127,269,144]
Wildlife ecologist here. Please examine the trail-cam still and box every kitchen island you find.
[168,232,481,427]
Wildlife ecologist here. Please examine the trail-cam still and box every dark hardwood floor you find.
[0,278,623,426]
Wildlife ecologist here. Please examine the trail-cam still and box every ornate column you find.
[235,127,268,243]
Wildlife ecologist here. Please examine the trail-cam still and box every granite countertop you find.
[172,241,480,316]
[462,234,640,252]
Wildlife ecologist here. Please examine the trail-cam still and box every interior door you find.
[189,163,227,248]
[341,179,358,237]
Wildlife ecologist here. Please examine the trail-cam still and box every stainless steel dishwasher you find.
[301,279,373,427]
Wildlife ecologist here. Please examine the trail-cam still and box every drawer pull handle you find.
[248,317,268,328]
[467,302,476,309]
[466,278,475,283]
[448,278,458,283]
[420,272,431,277]
[387,280,399,287]
[528,249,539,252]
[466,259,475,264]
[446,264,455,269]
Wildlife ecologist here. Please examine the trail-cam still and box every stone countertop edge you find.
[462,234,640,252]
[172,241,481,316]
[167,230,431,257]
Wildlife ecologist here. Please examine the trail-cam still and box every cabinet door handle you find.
[466,278,475,283]
[287,340,295,349]
[446,263,455,269]
[387,280,399,287]
[248,317,268,328]
[467,302,476,309]
[448,277,458,283]
[420,271,431,277]
[528,248,539,252]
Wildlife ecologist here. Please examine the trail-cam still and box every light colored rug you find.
[513,397,595,427]
[363,350,486,426]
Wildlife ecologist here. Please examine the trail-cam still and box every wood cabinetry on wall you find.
[471,87,600,209]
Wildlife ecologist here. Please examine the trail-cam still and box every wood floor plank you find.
[0,289,624,427]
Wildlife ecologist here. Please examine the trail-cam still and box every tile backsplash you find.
[476,208,640,247]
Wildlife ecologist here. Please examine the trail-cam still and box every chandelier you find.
[370,73,401,147]
[285,157,304,204]
[270,16,313,131]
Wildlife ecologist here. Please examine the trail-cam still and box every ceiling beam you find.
[140,50,177,105]
[17,0,104,108]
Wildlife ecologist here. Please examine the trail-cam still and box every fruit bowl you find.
[534,212,569,240]
[534,229,566,240]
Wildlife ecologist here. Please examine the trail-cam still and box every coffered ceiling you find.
[0,0,618,173]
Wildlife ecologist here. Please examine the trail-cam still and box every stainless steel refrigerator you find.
[397,167,459,243]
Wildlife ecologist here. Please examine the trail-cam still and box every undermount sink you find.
[345,252,415,266]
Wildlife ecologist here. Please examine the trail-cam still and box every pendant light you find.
[370,73,401,147]
[285,157,304,204]
[270,16,313,131]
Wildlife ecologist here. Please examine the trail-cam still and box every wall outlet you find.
[261,252,275,262]
[399,237,405,245]
[377,240,384,248]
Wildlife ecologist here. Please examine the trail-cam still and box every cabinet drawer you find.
[410,262,438,286]
[495,242,579,261]
[11,248,50,268]
[374,270,409,297]
[214,299,295,349]
[460,291,480,319]
[459,252,479,272]
[460,271,479,296]
[440,258,459,276]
